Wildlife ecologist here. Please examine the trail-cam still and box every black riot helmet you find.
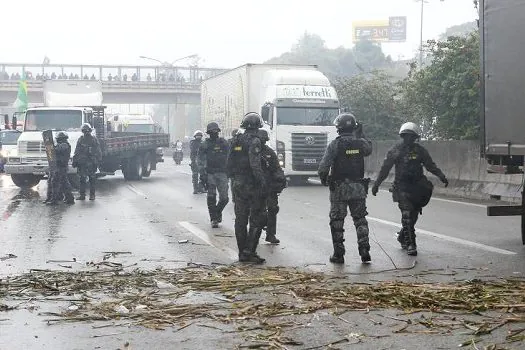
[334,113,357,133]
[206,121,221,134]
[257,129,269,143]
[240,112,263,130]
[55,131,69,141]
[81,123,92,133]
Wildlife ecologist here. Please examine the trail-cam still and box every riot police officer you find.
[198,122,230,228]
[226,112,266,264]
[318,113,373,264]
[371,122,448,256]
[257,129,286,244]
[190,130,205,194]
[50,132,74,205]
[73,123,101,201]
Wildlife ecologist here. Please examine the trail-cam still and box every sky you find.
[0,0,478,69]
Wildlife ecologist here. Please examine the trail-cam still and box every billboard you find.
[352,16,407,43]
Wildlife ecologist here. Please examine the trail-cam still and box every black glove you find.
[371,184,379,196]
[442,177,449,188]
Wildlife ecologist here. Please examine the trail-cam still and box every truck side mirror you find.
[12,115,17,130]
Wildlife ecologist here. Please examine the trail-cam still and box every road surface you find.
[1,161,524,349]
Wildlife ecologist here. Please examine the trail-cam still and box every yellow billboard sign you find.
[352,17,407,43]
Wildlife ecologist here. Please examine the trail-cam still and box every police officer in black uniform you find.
[50,131,75,205]
[257,129,286,244]
[73,123,101,201]
[198,122,230,228]
[371,122,448,256]
[227,112,266,264]
[318,113,373,264]
[190,130,205,194]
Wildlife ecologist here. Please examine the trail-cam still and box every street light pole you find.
[418,0,444,68]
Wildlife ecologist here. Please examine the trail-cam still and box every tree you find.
[265,32,406,79]
[335,71,403,140]
[398,32,480,140]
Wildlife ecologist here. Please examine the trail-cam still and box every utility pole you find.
[418,0,445,68]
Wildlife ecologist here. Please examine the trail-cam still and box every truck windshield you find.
[276,107,339,126]
[0,131,21,145]
[123,124,155,133]
[25,110,83,132]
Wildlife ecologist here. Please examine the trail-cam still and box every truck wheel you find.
[68,174,80,189]
[142,153,152,178]
[10,174,42,188]
[125,156,143,181]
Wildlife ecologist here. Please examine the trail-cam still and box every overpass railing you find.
[0,62,227,85]
[0,79,201,91]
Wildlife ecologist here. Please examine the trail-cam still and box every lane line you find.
[367,216,516,255]
[178,221,238,259]
[309,178,486,208]
[126,184,148,199]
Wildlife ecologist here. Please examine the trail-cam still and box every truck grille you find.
[20,141,45,154]
[291,133,328,171]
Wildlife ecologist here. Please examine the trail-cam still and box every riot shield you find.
[42,130,57,173]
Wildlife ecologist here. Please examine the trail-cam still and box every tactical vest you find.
[204,138,228,172]
[397,145,424,183]
[229,133,254,175]
[331,137,365,181]
[55,142,71,168]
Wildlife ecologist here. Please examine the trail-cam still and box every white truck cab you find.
[109,114,159,133]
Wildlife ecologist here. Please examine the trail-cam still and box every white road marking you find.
[178,221,238,259]
[126,184,148,198]
[368,216,516,255]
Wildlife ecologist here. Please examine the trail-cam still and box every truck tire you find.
[124,156,143,181]
[68,174,80,189]
[10,174,42,188]
[142,153,152,178]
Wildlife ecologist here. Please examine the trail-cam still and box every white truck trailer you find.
[201,63,340,184]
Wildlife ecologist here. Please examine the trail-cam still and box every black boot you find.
[42,198,51,204]
[265,216,279,244]
[329,228,345,264]
[265,235,280,244]
[240,228,265,264]
[89,193,95,201]
[329,241,345,264]
[359,246,371,263]
[76,194,86,200]
[397,230,408,250]
[216,199,229,223]
[407,230,417,256]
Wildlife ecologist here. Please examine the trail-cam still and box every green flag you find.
[13,71,28,112]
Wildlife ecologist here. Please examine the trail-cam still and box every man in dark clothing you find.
[257,129,286,244]
[190,130,205,194]
[73,123,101,201]
[227,112,266,264]
[318,113,373,264]
[198,122,230,228]
[49,132,74,205]
[371,122,448,256]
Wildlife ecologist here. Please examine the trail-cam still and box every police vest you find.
[397,145,424,183]
[55,142,71,167]
[229,133,254,175]
[332,137,365,181]
[204,138,228,172]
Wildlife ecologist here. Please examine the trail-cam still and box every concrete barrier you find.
[365,140,523,201]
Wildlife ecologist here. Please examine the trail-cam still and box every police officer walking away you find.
[258,129,286,244]
[190,130,205,194]
[318,113,373,264]
[227,112,266,264]
[371,122,448,256]
[198,122,230,228]
[50,132,74,205]
[73,123,101,201]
